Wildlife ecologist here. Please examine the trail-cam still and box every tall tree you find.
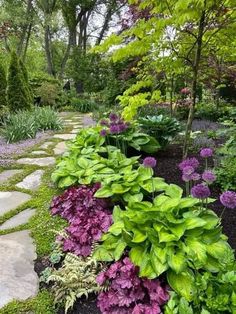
[0,63,7,108]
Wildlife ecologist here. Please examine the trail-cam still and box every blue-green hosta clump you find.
[93,184,235,302]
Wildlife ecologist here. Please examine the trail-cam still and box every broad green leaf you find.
[178,197,199,209]
[186,238,207,264]
[108,221,124,236]
[207,240,233,261]
[150,250,168,276]
[130,246,144,266]
[111,183,130,194]
[168,223,186,239]
[94,186,113,198]
[168,249,186,273]
[114,240,127,261]
[157,228,178,242]
[77,157,89,169]
[139,255,156,279]
[165,184,183,199]
[179,298,193,314]
[92,246,114,261]
[58,176,77,188]
[167,270,196,301]
[124,193,143,203]
[132,229,147,243]
[113,206,122,223]
[185,217,206,229]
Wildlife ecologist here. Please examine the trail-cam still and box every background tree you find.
[7,51,32,111]
[0,63,7,108]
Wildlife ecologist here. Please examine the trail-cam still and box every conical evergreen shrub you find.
[7,51,32,111]
[19,59,33,104]
[0,63,7,108]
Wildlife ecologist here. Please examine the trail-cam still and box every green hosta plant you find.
[165,270,236,314]
[138,115,181,147]
[47,253,104,313]
[93,185,234,301]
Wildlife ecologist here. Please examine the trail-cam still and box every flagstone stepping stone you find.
[70,128,80,134]
[53,134,76,140]
[31,150,48,155]
[0,170,23,184]
[0,230,38,308]
[64,119,73,122]
[16,170,44,190]
[39,141,53,149]
[0,191,31,217]
[53,142,67,155]
[0,208,36,231]
[16,157,55,167]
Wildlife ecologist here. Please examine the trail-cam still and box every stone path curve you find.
[0,113,86,308]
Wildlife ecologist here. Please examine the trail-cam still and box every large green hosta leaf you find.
[167,270,196,301]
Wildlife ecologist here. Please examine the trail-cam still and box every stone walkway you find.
[0,113,86,308]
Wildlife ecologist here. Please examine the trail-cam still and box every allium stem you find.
[220,207,226,218]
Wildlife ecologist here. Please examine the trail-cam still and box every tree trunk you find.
[22,23,32,62]
[182,5,206,158]
[59,29,76,78]
[44,24,55,76]
[170,76,174,116]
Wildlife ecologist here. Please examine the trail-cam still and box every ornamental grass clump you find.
[97,257,169,314]
[51,184,112,257]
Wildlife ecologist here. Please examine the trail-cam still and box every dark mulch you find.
[155,144,236,250]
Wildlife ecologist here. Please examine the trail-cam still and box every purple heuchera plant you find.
[50,184,112,257]
[97,257,169,314]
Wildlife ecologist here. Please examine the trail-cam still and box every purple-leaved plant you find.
[50,184,112,257]
[97,257,169,314]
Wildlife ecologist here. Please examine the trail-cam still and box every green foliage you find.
[195,103,234,122]
[7,52,32,111]
[47,252,104,313]
[94,192,234,299]
[34,107,62,131]
[0,63,7,108]
[138,115,181,147]
[2,110,37,142]
[216,156,236,191]
[2,107,62,143]
[70,97,97,113]
[36,82,61,106]
[19,59,33,105]
[165,270,236,313]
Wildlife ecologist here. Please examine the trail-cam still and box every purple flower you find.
[190,172,201,181]
[220,191,236,209]
[182,174,191,182]
[182,166,194,176]
[200,148,213,158]
[109,113,119,122]
[100,129,107,137]
[143,157,157,168]
[100,119,109,126]
[178,158,199,171]
[202,170,216,184]
[191,183,211,199]
[110,124,120,134]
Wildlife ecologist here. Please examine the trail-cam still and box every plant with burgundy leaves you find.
[51,184,112,257]
[97,257,169,314]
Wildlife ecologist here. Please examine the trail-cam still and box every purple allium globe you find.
[110,124,120,134]
[202,170,216,184]
[109,113,119,122]
[143,157,157,168]
[200,148,213,158]
[220,191,236,209]
[100,119,109,126]
[100,129,107,137]
[182,174,191,182]
[178,157,199,171]
[190,172,201,181]
[191,183,211,199]
[182,166,194,176]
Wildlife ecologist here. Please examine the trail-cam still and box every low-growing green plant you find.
[216,156,236,190]
[2,110,37,142]
[71,97,97,113]
[165,269,236,313]
[36,82,61,106]
[47,252,104,313]
[138,115,181,147]
[34,107,62,131]
[93,186,234,301]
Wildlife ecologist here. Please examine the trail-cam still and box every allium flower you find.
[182,174,191,182]
[182,166,194,176]
[143,157,157,168]
[200,148,213,158]
[100,119,109,126]
[220,191,236,209]
[178,158,199,171]
[109,113,119,122]
[110,124,120,134]
[190,172,201,181]
[191,183,211,199]
[202,170,216,184]
[100,129,107,137]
